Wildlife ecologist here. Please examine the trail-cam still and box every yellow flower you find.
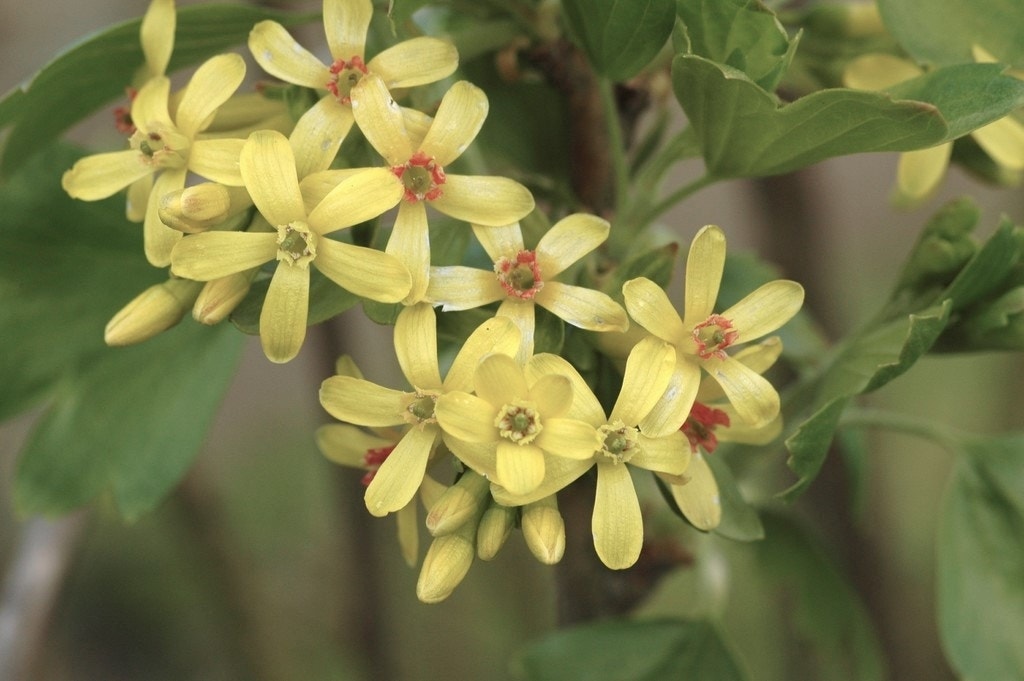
[623,225,804,431]
[170,130,411,362]
[319,306,521,515]
[434,352,603,497]
[342,73,536,303]
[427,215,629,361]
[248,0,458,178]
[104,277,203,346]
[844,49,1024,205]
[489,338,691,569]
[62,53,249,266]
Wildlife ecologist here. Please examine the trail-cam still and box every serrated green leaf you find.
[706,453,763,541]
[561,0,677,81]
[671,55,1024,178]
[938,434,1024,681]
[676,0,798,91]
[780,396,848,502]
[15,321,242,519]
[511,618,748,681]
[0,5,319,174]
[878,0,1024,68]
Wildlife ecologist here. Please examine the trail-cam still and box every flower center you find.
[130,123,188,169]
[495,250,544,299]
[361,445,395,486]
[392,151,446,202]
[692,314,739,360]
[326,56,368,105]
[402,390,440,426]
[598,420,640,464]
[276,221,317,268]
[495,401,542,444]
[681,402,730,454]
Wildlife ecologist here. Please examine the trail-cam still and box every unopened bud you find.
[426,471,490,536]
[416,523,476,604]
[476,502,516,561]
[521,496,565,565]
[105,278,203,346]
[193,268,256,324]
[159,183,251,233]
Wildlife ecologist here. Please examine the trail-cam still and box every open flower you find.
[427,215,629,360]
[623,225,803,431]
[319,305,521,515]
[248,0,458,178]
[170,129,411,362]
[341,73,536,302]
[63,53,249,265]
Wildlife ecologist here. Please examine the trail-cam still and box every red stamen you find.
[391,151,446,202]
[325,55,368,104]
[681,402,730,453]
[361,445,395,486]
[495,250,544,299]
[113,87,138,136]
[692,314,739,360]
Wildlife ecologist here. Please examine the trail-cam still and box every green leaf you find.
[0,144,160,421]
[938,434,1024,681]
[878,0,1024,68]
[938,217,1021,311]
[0,5,319,174]
[780,396,849,502]
[675,0,798,91]
[561,0,677,81]
[15,321,242,520]
[706,452,764,542]
[672,55,1024,178]
[511,618,749,681]
[757,513,887,681]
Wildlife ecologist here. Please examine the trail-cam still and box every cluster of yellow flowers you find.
[61,0,804,602]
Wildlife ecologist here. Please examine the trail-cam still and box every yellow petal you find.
[530,372,573,418]
[476,502,516,561]
[351,73,413,165]
[315,239,411,303]
[171,231,277,280]
[632,431,690,475]
[431,175,535,226]
[241,130,306,226]
[419,81,488,166]
[319,375,408,425]
[316,423,392,468]
[490,455,592,507]
[696,337,782,403]
[622,277,685,343]
[670,452,721,531]
[140,0,175,78]
[535,418,601,460]
[365,426,439,517]
[396,500,419,567]
[176,53,246,139]
[299,168,364,209]
[307,166,403,233]
[536,282,629,333]
[638,358,701,438]
[387,201,430,304]
[394,303,443,389]
[126,175,153,222]
[188,139,245,185]
[290,96,355,179]
[427,266,504,311]
[470,222,525,263]
[706,356,780,428]
[474,353,529,407]
[368,37,459,89]
[132,76,174,132]
[248,20,328,89]
[682,225,726,327]
[525,354,605,425]
[843,53,923,90]
[496,298,535,363]
[593,463,642,569]
[324,0,372,61]
[717,408,782,446]
[535,213,610,278]
[724,279,804,342]
[143,167,186,266]
[610,336,676,426]
[521,496,565,564]
[62,150,151,201]
[895,144,951,206]
[435,392,499,443]
[260,262,310,363]
[445,316,521,393]
[496,442,545,496]
[973,115,1024,170]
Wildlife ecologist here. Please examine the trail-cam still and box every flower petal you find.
[248,20,328,89]
[530,373,573,418]
[444,316,521,393]
[535,418,601,460]
[394,303,443,389]
[307,166,403,233]
[611,336,676,427]
[697,337,782,403]
[316,423,392,468]
[638,357,701,438]
[623,277,685,344]
[536,282,629,333]
[536,213,610,278]
[843,53,923,90]
[290,96,355,179]
[140,0,175,77]
[369,37,459,89]
[365,426,439,517]
[176,53,246,139]
[431,175,535,226]
[320,375,408,426]
[171,231,276,280]
[490,455,591,507]
[496,298,535,364]
[593,463,643,569]
[895,144,951,205]
[427,266,504,311]
[188,139,245,185]
[470,222,524,263]
[705,355,780,427]
[631,431,690,475]
[474,353,528,407]
[525,354,605,425]
[682,225,726,327]
[723,279,804,342]
[973,115,1024,170]
[144,167,186,266]
[241,130,306,226]
[419,81,488,166]
[132,76,174,132]
[435,391,499,443]
[315,239,411,303]
[669,452,721,530]
[324,0,372,60]
[387,201,430,304]
[496,442,545,496]
[351,73,413,165]
[396,500,419,567]
[717,408,782,446]
[260,262,309,363]
[127,175,153,222]
[61,150,151,201]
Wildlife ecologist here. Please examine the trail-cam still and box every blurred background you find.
[1,1,1022,679]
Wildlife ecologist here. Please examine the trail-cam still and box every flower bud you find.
[416,523,476,604]
[426,471,490,536]
[105,278,203,346]
[476,502,516,561]
[521,496,565,565]
[159,183,251,233]
[193,269,256,325]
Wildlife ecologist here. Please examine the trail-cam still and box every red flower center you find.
[692,314,738,360]
[392,151,446,202]
[495,250,543,299]
[113,87,138,136]
[681,402,730,453]
[326,55,368,105]
[361,445,395,486]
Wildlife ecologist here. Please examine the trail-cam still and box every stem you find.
[598,78,630,216]
[642,173,714,225]
[839,407,966,455]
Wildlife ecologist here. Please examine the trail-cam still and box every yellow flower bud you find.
[426,471,490,536]
[521,496,565,565]
[476,502,516,561]
[105,278,203,346]
[158,183,250,234]
[416,523,476,604]
[193,269,256,325]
